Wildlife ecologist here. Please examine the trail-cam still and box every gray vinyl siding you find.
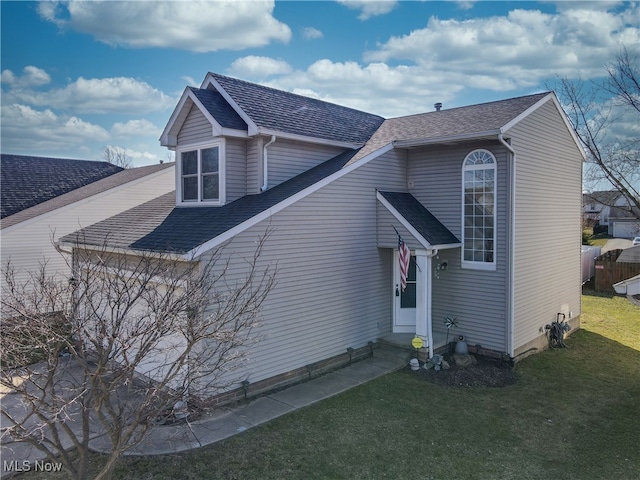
[508,100,583,352]
[199,149,406,386]
[225,138,247,202]
[407,141,510,353]
[177,105,213,145]
[266,139,345,188]
[245,138,262,194]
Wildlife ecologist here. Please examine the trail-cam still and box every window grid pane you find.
[463,151,495,265]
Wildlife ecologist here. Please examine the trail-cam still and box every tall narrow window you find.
[462,149,496,269]
[179,144,222,204]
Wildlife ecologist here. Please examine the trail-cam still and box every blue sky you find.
[1,1,638,167]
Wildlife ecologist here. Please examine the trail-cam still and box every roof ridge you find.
[387,91,551,121]
[208,72,384,119]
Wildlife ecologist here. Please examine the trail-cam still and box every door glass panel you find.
[400,256,416,308]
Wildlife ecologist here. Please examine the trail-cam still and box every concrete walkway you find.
[1,345,409,476]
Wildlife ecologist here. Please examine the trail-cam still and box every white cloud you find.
[266,60,464,118]
[456,1,476,11]
[227,56,293,78]
[181,76,198,87]
[111,119,160,138]
[337,1,398,20]
[38,0,291,52]
[363,5,639,90]
[1,66,51,88]
[302,27,323,40]
[5,76,174,115]
[1,104,109,153]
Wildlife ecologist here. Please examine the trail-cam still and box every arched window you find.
[462,149,496,269]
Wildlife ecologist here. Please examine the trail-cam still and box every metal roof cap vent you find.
[434,102,442,112]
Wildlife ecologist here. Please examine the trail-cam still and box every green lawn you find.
[26,292,640,480]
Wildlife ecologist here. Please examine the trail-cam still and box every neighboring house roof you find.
[60,150,359,254]
[617,245,640,263]
[204,73,385,145]
[1,154,123,219]
[349,92,552,165]
[377,191,460,247]
[0,163,174,230]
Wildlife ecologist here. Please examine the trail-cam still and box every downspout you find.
[499,133,516,358]
[260,135,276,192]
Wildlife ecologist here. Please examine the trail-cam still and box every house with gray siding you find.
[61,73,585,400]
[1,155,175,291]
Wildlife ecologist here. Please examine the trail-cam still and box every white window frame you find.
[176,139,226,206]
[461,149,497,271]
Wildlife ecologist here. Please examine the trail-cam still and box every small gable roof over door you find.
[377,191,460,250]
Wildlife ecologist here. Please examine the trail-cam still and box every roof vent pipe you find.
[261,135,276,192]
[434,102,442,112]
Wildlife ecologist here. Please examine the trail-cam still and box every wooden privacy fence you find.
[594,249,640,293]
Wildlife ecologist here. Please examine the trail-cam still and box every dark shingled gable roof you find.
[61,149,360,254]
[378,191,460,246]
[1,154,123,219]
[189,87,248,130]
[209,73,384,144]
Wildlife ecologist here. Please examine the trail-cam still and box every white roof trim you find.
[500,92,587,161]
[187,143,395,258]
[203,74,260,136]
[257,128,363,149]
[393,130,502,149]
[1,165,174,232]
[376,191,461,251]
[160,88,226,147]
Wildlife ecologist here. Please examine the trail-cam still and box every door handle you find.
[395,285,400,297]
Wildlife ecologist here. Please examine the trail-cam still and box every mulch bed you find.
[408,354,517,388]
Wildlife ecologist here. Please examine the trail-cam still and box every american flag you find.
[398,232,411,292]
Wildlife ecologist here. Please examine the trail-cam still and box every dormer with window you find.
[160,73,384,208]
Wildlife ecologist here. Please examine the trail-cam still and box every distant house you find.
[61,73,586,400]
[1,154,174,289]
[583,190,640,237]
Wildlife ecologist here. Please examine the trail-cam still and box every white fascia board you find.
[187,143,395,258]
[376,191,461,251]
[500,93,587,161]
[257,128,363,149]
[203,74,259,136]
[160,87,192,147]
[376,190,432,250]
[184,89,223,137]
[1,166,174,234]
[393,130,501,149]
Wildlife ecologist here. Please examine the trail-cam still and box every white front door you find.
[393,251,416,333]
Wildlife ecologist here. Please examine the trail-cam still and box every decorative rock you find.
[452,353,477,367]
[442,360,450,370]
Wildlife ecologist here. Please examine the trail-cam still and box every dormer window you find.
[177,141,225,205]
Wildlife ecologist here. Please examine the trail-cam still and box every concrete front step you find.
[373,343,414,368]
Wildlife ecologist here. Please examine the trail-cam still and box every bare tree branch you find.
[1,232,276,480]
[550,45,640,219]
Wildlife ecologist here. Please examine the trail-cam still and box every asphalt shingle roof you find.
[349,92,551,165]
[1,154,123,219]
[378,191,460,247]
[189,87,248,130]
[1,163,174,229]
[61,149,359,254]
[209,73,384,144]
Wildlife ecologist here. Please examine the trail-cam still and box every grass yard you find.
[25,292,640,480]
